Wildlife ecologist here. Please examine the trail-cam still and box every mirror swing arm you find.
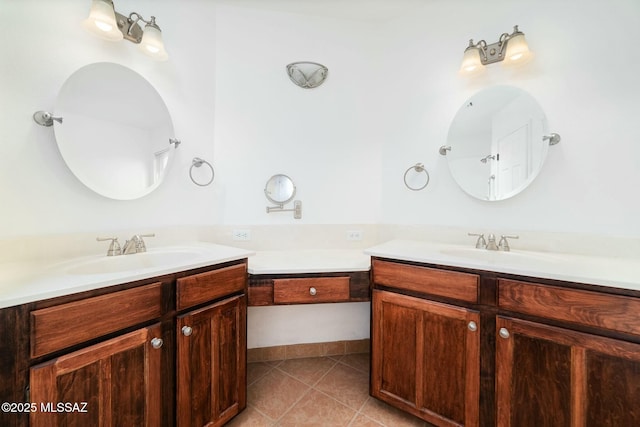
[438,132,561,157]
[266,200,302,219]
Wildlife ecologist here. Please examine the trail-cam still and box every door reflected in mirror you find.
[445,86,550,201]
[53,62,177,200]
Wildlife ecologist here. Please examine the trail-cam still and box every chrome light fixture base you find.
[287,62,328,89]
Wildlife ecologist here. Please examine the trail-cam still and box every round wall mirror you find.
[445,86,550,201]
[264,174,296,205]
[53,62,177,200]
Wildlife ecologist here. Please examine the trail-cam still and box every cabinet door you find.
[496,316,640,427]
[30,323,163,427]
[371,290,480,427]
[176,295,247,427]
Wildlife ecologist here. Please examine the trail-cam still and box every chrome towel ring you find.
[190,157,214,187]
[404,163,430,191]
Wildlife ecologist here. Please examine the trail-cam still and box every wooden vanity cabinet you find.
[496,279,640,427]
[371,257,640,427]
[0,259,248,427]
[30,323,163,427]
[248,270,370,306]
[371,259,481,427]
[176,266,247,427]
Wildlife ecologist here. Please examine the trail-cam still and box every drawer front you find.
[498,279,640,336]
[273,277,350,304]
[372,259,479,303]
[176,263,247,310]
[31,282,162,358]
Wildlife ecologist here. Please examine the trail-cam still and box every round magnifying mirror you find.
[264,174,296,205]
[445,85,550,201]
[53,62,177,200]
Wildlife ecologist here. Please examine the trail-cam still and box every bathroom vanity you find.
[246,249,371,306]
[0,244,252,427]
[367,240,640,427]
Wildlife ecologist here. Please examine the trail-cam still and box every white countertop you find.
[365,239,640,292]
[0,242,254,309]
[248,249,371,275]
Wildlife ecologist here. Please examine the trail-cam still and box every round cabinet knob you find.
[468,321,478,332]
[181,326,193,337]
[150,337,163,349]
[309,287,317,296]
[499,327,510,339]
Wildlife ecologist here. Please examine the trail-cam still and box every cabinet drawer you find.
[372,259,479,303]
[273,277,350,304]
[498,279,640,336]
[31,282,162,358]
[177,263,246,310]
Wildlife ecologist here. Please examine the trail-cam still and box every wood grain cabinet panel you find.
[496,316,640,427]
[31,282,162,358]
[30,323,163,427]
[498,279,640,336]
[372,259,479,303]
[371,289,480,427]
[176,264,246,310]
[177,294,247,427]
[273,277,350,304]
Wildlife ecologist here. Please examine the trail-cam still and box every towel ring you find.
[404,163,430,191]
[190,157,214,187]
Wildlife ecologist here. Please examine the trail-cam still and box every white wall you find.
[377,0,640,237]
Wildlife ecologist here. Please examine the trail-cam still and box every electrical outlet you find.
[232,229,251,241]
[346,230,363,241]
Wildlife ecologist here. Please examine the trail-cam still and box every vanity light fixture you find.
[460,25,531,75]
[83,0,169,61]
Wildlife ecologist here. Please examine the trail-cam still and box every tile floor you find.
[226,353,432,426]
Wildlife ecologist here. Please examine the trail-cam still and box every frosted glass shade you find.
[139,25,169,61]
[505,33,531,64]
[82,0,123,41]
[459,47,483,74]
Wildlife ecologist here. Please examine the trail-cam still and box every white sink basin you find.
[61,247,214,275]
[439,247,556,265]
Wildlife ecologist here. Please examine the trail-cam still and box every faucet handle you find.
[498,235,519,252]
[468,233,486,249]
[96,237,122,256]
[135,233,155,253]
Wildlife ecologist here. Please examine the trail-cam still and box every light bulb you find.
[505,33,531,64]
[459,46,483,75]
[82,0,123,41]
[139,23,169,61]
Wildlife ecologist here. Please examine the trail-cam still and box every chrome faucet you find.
[468,233,487,249]
[486,234,499,251]
[96,237,122,256]
[122,233,155,255]
[498,235,519,252]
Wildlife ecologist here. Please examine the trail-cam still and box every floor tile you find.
[315,363,370,411]
[247,369,310,420]
[232,353,429,427]
[276,356,337,386]
[277,389,356,427]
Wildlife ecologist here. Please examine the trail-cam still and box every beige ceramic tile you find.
[315,363,370,411]
[261,345,286,361]
[322,340,346,356]
[247,362,273,386]
[286,342,324,359]
[339,353,370,373]
[247,370,310,420]
[277,357,337,386]
[278,389,356,427]
[359,398,426,427]
[226,406,274,426]
[345,339,370,354]
[349,414,385,427]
